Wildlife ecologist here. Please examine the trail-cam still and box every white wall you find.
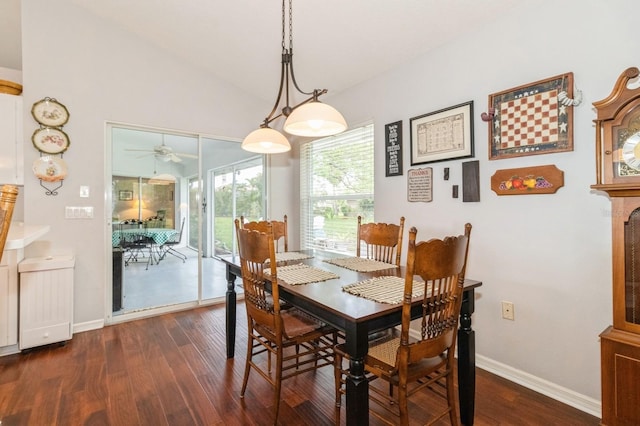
[20,0,269,326]
[315,0,636,413]
[17,0,636,416]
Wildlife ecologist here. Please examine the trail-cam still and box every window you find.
[300,124,374,253]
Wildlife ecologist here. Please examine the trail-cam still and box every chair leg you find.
[160,246,187,263]
[398,382,409,426]
[240,330,255,398]
[273,345,284,422]
[334,351,343,408]
[446,371,459,426]
[334,351,344,425]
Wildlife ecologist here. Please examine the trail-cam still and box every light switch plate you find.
[80,186,90,197]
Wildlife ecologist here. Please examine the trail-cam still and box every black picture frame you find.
[410,101,474,165]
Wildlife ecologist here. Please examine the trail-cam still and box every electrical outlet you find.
[501,301,514,320]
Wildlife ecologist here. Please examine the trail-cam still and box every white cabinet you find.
[0,93,23,185]
[0,248,24,350]
[0,223,50,355]
[19,256,74,350]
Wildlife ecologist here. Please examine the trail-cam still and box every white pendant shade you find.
[283,101,347,137]
[242,127,291,154]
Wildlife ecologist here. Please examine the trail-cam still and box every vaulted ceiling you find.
[1,0,517,102]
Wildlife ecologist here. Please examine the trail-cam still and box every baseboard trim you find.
[73,319,104,334]
[476,354,601,418]
[0,344,19,356]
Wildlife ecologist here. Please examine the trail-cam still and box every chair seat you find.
[281,308,329,338]
[256,307,332,340]
[364,334,448,381]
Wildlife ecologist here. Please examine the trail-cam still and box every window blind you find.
[300,124,374,253]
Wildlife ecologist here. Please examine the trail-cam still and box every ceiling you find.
[2,0,518,103]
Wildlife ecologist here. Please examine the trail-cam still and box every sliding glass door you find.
[109,125,262,323]
[213,157,265,257]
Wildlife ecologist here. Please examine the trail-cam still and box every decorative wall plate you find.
[31,97,70,127]
[32,156,68,182]
[32,127,70,154]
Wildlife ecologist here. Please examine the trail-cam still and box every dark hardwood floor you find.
[0,303,600,425]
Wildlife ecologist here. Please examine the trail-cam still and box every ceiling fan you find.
[126,140,197,163]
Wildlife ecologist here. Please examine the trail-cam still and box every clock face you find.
[622,132,640,170]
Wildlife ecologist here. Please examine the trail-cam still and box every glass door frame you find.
[211,156,266,258]
[106,123,206,325]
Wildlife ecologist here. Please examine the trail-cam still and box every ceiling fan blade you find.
[169,153,183,163]
[126,148,155,152]
[175,152,198,159]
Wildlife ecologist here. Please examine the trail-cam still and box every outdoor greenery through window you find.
[300,123,374,253]
[213,157,265,255]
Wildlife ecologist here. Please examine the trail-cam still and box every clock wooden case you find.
[592,67,640,425]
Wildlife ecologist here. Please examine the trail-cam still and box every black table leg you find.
[345,326,370,426]
[457,288,476,425]
[225,266,237,359]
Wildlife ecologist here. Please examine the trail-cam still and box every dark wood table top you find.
[220,249,481,330]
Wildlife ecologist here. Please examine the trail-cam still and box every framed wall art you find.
[488,72,574,160]
[119,190,133,201]
[410,101,474,165]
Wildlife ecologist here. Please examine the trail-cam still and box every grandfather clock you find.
[592,67,640,425]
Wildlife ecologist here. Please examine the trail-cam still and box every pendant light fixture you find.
[241,0,347,154]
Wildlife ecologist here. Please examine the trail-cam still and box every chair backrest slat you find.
[400,224,472,365]
[240,215,288,253]
[356,216,405,266]
[235,219,282,334]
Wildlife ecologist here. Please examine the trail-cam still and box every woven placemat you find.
[265,251,313,264]
[324,256,397,272]
[265,263,339,285]
[342,276,426,304]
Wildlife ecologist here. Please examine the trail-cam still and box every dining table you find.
[218,249,482,426]
[111,227,179,247]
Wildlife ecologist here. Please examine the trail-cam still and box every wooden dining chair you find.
[0,185,19,262]
[240,214,288,252]
[234,219,337,423]
[357,216,405,266]
[334,223,472,425]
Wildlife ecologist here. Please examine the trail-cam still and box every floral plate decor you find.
[32,156,68,182]
[31,97,70,127]
[32,127,70,154]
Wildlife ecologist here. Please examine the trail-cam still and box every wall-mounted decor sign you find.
[490,164,564,195]
[407,167,432,202]
[462,160,480,202]
[488,73,574,160]
[385,121,403,176]
[410,101,474,165]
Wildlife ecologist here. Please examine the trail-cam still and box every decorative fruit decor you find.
[499,175,553,191]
